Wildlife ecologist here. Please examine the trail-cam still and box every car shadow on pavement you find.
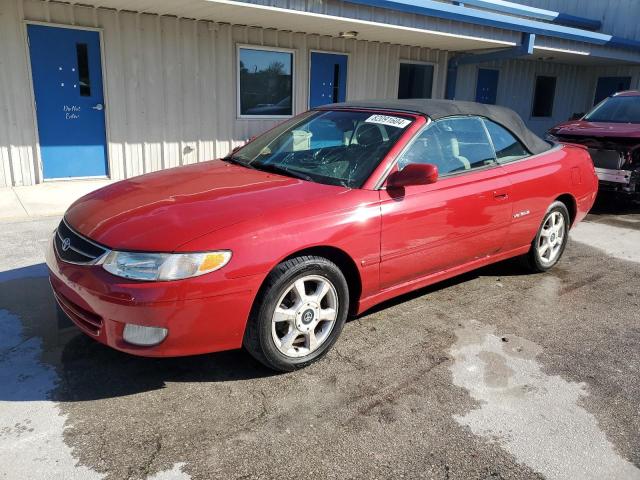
[0,256,537,403]
[355,257,532,317]
[588,192,640,216]
[0,264,277,404]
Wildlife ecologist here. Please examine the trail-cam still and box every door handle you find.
[493,191,509,200]
[92,103,104,111]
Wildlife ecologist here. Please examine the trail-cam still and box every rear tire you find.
[524,201,570,273]
[243,255,349,372]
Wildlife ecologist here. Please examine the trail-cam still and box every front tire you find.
[525,201,570,272]
[243,256,349,372]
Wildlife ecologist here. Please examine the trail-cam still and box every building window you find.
[238,46,294,118]
[531,76,556,117]
[398,62,434,99]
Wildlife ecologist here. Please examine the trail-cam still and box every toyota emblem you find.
[61,237,72,252]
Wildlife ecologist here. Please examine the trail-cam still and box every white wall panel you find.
[0,0,448,186]
[0,0,38,187]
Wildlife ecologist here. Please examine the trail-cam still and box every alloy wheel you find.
[537,211,566,265]
[271,275,339,358]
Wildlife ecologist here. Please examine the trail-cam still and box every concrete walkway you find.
[0,180,112,221]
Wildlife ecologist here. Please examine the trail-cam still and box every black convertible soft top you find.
[320,99,551,155]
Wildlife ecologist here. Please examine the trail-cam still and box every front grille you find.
[53,289,103,336]
[54,219,108,264]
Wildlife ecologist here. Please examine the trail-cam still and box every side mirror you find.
[387,163,438,188]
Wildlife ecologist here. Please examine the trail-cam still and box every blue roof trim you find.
[345,0,640,52]
[460,0,601,31]
[554,13,600,31]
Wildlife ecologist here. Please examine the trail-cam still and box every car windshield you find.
[584,95,640,123]
[225,110,414,188]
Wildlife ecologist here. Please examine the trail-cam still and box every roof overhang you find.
[66,0,517,51]
[346,0,640,52]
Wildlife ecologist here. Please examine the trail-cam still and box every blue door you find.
[27,25,108,179]
[475,68,499,105]
[309,52,348,108]
[594,76,632,105]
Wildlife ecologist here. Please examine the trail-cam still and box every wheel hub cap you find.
[297,305,318,331]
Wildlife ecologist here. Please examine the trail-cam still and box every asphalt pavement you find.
[0,195,639,480]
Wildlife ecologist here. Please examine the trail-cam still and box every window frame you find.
[530,75,557,118]
[397,60,437,100]
[236,44,296,120]
[480,117,531,165]
[381,115,502,188]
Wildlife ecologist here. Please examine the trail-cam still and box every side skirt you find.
[356,245,531,315]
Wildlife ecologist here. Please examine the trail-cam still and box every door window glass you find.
[76,43,91,97]
[332,63,341,103]
[482,119,529,163]
[398,117,496,174]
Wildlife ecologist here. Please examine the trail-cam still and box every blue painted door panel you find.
[27,25,108,179]
[593,76,631,105]
[309,52,348,108]
[475,68,499,105]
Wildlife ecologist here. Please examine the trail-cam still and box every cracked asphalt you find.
[1,194,639,480]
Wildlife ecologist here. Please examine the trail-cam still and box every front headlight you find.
[102,250,231,281]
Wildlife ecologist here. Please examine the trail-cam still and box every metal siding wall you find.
[0,0,38,187]
[243,0,518,45]
[1,0,449,186]
[3,0,638,187]
[517,0,640,42]
[456,59,592,136]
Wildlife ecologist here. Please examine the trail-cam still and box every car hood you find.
[65,160,347,251]
[551,120,640,139]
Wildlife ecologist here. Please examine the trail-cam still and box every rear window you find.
[584,96,640,123]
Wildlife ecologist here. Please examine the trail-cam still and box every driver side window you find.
[398,116,496,175]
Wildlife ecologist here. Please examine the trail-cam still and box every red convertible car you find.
[47,99,598,371]
[548,90,640,198]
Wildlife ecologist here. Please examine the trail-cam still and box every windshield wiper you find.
[252,163,314,182]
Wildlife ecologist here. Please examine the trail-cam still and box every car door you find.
[379,116,513,290]
[482,118,572,252]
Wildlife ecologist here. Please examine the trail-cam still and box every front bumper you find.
[595,167,632,185]
[595,167,638,194]
[46,236,263,357]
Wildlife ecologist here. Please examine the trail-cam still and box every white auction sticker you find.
[364,114,411,129]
